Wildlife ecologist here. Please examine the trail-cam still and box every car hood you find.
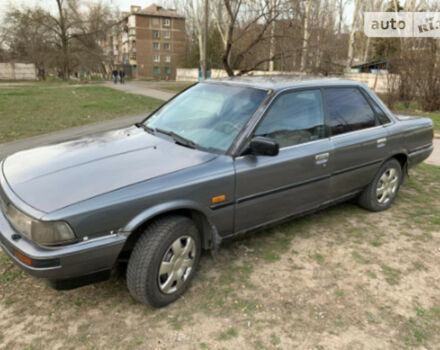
[2,126,216,213]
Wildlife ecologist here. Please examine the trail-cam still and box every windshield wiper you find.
[155,128,197,149]
[136,123,155,135]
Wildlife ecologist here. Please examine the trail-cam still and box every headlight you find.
[5,204,76,246]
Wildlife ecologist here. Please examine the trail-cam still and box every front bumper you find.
[0,205,127,282]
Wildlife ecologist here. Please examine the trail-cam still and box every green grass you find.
[334,289,344,297]
[381,265,401,285]
[0,84,162,143]
[216,327,238,341]
[402,305,440,346]
[310,252,325,264]
[366,311,379,324]
[157,83,193,93]
[427,112,440,134]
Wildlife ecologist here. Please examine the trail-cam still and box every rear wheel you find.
[126,215,201,307]
[358,158,402,212]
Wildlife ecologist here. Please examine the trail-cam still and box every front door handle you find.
[315,152,329,165]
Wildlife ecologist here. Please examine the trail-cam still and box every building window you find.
[153,18,159,25]
[164,55,171,63]
[129,27,136,36]
[165,67,171,75]
[164,30,170,39]
[153,30,159,38]
[164,43,170,50]
[153,55,160,62]
[153,42,159,50]
[164,18,171,27]
[153,66,160,74]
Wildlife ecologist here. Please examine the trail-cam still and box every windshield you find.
[144,83,268,153]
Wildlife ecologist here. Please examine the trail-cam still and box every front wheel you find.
[126,215,201,307]
[358,158,402,212]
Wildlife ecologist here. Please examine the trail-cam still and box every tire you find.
[126,215,201,307]
[358,158,402,212]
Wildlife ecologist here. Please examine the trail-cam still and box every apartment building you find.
[106,4,185,80]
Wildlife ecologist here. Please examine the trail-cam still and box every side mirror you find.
[249,136,279,156]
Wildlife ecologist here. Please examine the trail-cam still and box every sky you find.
[0,0,157,22]
[0,0,354,26]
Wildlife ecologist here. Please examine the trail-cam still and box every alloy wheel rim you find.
[158,236,196,294]
[376,168,399,205]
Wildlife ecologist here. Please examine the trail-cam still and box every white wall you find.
[176,68,397,94]
[0,63,38,80]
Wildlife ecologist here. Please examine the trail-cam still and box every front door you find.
[234,89,333,232]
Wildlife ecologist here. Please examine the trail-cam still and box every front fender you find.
[120,199,212,233]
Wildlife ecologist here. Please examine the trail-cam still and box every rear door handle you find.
[315,152,329,165]
[377,137,387,147]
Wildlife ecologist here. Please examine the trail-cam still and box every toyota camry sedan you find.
[0,77,434,307]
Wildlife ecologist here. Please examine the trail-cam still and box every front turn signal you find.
[211,195,226,204]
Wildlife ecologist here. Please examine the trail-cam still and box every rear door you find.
[233,89,333,232]
[323,87,390,199]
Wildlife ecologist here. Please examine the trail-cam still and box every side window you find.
[255,90,325,148]
[324,88,377,136]
[364,93,391,124]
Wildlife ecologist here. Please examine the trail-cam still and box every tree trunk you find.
[269,0,276,72]
[300,0,311,72]
[338,0,343,35]
[222,0,236,77]
[202,0,209,79]
[56,0,70,80]
[363,36,370,62]
[198,32,206,78]
[346,0,360,70]
[222,33,234,77]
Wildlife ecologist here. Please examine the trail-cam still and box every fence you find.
[0,63,38,80]
[176,68,398,94]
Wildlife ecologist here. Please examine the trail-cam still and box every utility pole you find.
[203,0,209,79]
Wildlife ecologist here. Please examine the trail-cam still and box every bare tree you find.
[2,8,53,79]
[2,0,115,79]
[216,0,286,76]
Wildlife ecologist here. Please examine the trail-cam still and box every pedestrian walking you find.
[112,69,118,84]
[119,70,125,84]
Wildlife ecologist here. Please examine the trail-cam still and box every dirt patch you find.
[0,164,439,349]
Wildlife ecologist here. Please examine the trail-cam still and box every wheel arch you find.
[120,202,218,257]
[391,153,408,170]
[389,152,409,181]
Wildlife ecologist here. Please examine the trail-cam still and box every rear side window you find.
[255,89,325,148]
[364,93,391,124]
[324,88,377,136]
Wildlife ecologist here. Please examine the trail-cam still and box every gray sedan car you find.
[0,77,434,307]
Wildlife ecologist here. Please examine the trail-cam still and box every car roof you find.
[204,75,365,92]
